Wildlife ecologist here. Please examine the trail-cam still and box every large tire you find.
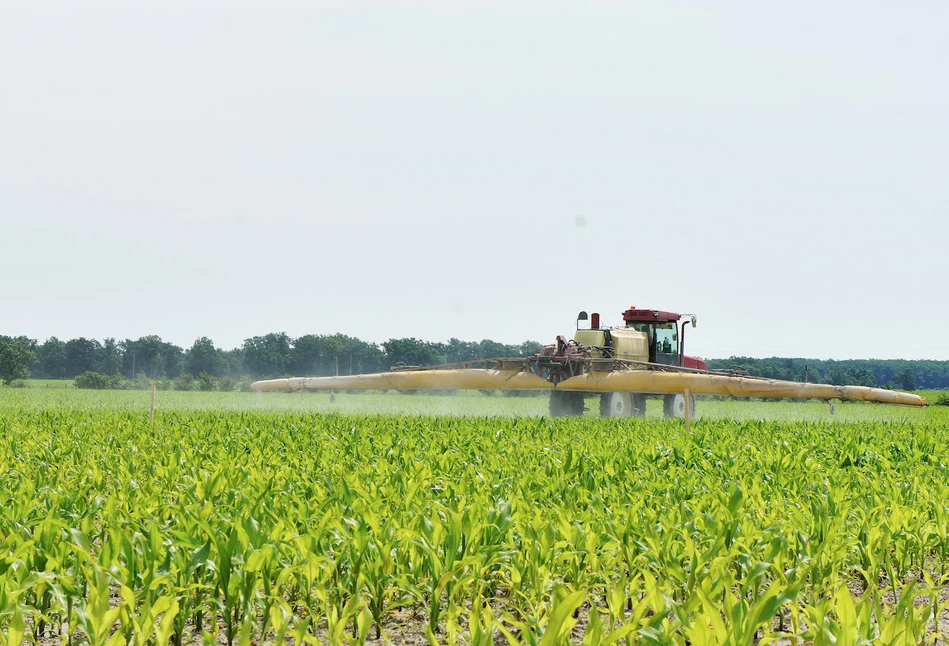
[601,392,633,417]
[550,391,585,417]
[632,394,647,417]
[663,393,696,418]
[600,392,647,418]
[600,392,648,417]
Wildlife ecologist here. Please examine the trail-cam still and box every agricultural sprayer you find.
[251,306,927,416]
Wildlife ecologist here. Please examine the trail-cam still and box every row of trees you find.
[3,334,948,389]
[704,357,938,390]
[0,333,544,383]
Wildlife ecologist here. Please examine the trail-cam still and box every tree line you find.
[2,334,948,389]
[704,357,948,391]
[0,333,544,384]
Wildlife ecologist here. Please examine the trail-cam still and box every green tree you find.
[0,338,37,385]
[894,368,917,391]
[100,337,123,375]
[186,337,224,377]
[242,333,292,378]
[290,334,328,376]
[441,338,480,364]
[74,371,122,389]
[826,366,848,386]
[198,372,216,391]
[338,334,385,374]
[477,339,511,359]
[37,337,67,379]
[290,334,383,376]
[64,337,103,377]
[382,338,443,368]
[121,336,185,379]
[850,367,876,388]
[221,348,246,378]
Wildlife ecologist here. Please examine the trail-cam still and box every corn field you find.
[2,395,949,644]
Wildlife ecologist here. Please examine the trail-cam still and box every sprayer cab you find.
[620,307,706,370]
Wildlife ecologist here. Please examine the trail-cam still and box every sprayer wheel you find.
[601,392,633,417]
[663,394,695,418]
[550,391,584,417]
[632,394,647,417]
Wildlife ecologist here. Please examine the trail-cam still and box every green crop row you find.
[1,387,941,423]
[1,399,948,644]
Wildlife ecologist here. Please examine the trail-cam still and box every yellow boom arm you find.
[250,369,552,392]
[556,371,926,406]
[251,368,927,407]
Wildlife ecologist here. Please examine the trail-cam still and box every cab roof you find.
[622,308,682,323]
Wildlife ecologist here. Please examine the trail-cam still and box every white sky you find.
[2,1,947,360]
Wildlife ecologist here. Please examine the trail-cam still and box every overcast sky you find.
[2,1,947,361]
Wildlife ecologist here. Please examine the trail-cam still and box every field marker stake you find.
[149,383,156,424]
[684,388,691,432]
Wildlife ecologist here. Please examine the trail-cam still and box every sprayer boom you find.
[250,306,928,416]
